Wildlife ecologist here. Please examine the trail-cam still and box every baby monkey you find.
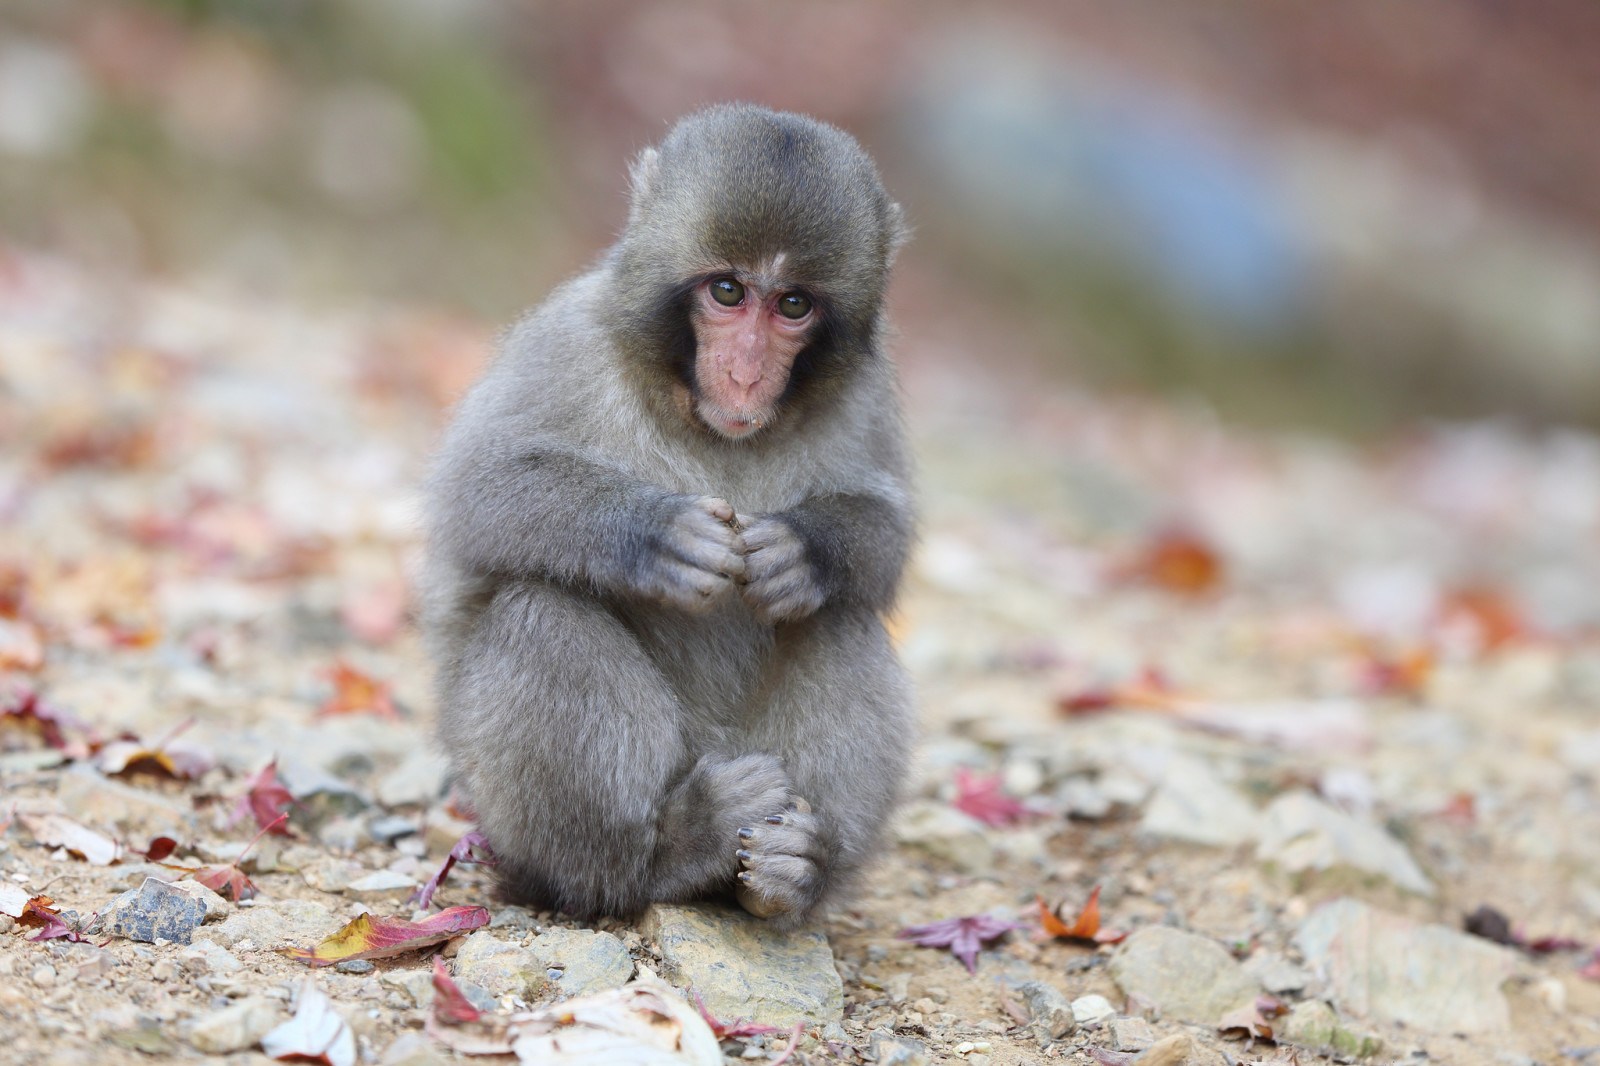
[423,104,913,928]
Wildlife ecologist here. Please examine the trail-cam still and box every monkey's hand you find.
[736,794,825,923]
[637,496,745,612]
[736,515,825,624]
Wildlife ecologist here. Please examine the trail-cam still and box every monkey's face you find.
[688,270,816,439]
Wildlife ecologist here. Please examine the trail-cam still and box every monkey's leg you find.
[733,608,914,927]
[438,580,796,919]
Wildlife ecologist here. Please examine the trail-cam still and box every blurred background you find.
[4,0,1599,433]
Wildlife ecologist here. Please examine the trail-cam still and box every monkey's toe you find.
[733,794,824,920]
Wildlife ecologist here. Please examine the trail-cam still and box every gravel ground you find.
[2,248,1599,1066]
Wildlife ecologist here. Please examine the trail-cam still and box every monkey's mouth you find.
[696,400,774,440]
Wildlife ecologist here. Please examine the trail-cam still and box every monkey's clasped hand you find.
[424,105,913,928]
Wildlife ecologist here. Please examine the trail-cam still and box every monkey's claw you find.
[733,792,823,921]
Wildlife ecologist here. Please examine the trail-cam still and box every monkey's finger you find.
[740,853,820,893]
[695,496,737,524]
[739,518,792,554]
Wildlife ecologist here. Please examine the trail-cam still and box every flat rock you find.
[1108,1015,1155,1051]
[528,927,634,996]
[1107,926,1260,1023]
[1242,951,1314,995]
[56,765,194,839]
[1292,898,1520,1034]
[185,996,286,1054]
[178,941,243,974]
[1071,993,1115,1025]
[1013,980,1075,1042]
[642,903,843,1026]
[869,1029,931,1065]
[1138,757,1258,847]
[100,877,208,945]
[1278,999,1383,1058]
[301,858,357,893]
[346,870,416,897]
[1256,790,1433,895]
[195,898,342,950]
[380,969,436,1010]
[893,800,994,872]
[375,749,450,808]
[451,930,542,998]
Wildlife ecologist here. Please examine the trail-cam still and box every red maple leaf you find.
[229,759,296,836]
[898,914,1018,973]
[951,767,1031,828]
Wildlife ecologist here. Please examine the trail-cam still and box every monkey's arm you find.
[738,491,911,622]
[431,444,745,611]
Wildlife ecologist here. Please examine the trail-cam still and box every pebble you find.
[488,905,539,931]
[643,903,843,1026]
[527,926,634,996]
[1013,980,1076,1041]
[869,1029,931,1065]
[301,858,356,893]
[375,750,451,808]
[1132,1032,1228,1066]
[151,959,179,981]
[367,814,419,844]
[1070,994,1115,1025]
[195,898,342,950]
[178,941,243,974]
[1138,756,1259,847]
[335,958,375,974]
[346,870,416,897]
[1256,790,1433,895]
[1107,926,1260,1024]
[1108,1015,1154,1051]
[450,930,543,998]
[1292,897,1520,1034]
[1242,951,1314,995]
[185,996,286,1054]
[32,963,58,988]
[1278,999,1383,1058]
[379,969,435,1010]
[99,877,209,946]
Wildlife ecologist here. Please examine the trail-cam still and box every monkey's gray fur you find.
[423,104,913,928]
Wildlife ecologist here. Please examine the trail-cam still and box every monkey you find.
[422,104,913,929]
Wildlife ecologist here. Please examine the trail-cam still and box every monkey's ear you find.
[885,201,911,266]
[627,148,661,224]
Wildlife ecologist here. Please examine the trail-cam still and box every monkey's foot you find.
[734,795,824,920]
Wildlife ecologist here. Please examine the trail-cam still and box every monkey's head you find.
[607,105,907,441]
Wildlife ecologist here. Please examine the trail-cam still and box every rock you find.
[1133,1033,1227,1066]
[367,814,419,844]
[893,800,994,872]
[56,765,194,839]
[528,927,635,996]
[1013,980,1076,1042]
[489,906,539,931]
[1292,898,1520,1034]
[186,996,287,1053]
[1278,1000,1383,1058]
[451,931,542,998]
[376,749,450,808]
[346,870,416,897]
[196,898,342,950]
[1071,994,1116,1025]
[1109,1016,1155,1051]
[1108,927,1261,1024]
[178,941,243,974]
[380,969,436,1010]
[869,1029,931,1065]
[1242,952,1314,995]
[380,1033,450,1066]
[642,903,843,1026]
[109,1027,176,1055]
[301,858,356,893]
[336,958,375,974]
[164,877,234,922]
[1256,790,1433,895]
[99,877,208,945]
[318,816,370,852]
[1139,757,1259,847]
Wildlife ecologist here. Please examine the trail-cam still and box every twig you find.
[768,1021,805,1066]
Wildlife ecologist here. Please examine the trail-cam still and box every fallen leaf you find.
[507,983,722,1065]
[318,660,398,720]
[1119,527,1223,596]
[432,956,483,1023]
[261,976,356,1066]
[16,894,94,943]
[1358,643,1434,699]
[1217,1001,1275,1040]
[230,759,296,835]
[1039,886,1101,940]
[411,830,496,908]
[951,767,1031,828]
[898,913,1018,974]
[1438,586,1523,654]
[426,955,514,1055]
[1175,699,1372,754]
[0,882,29,917]
[285,905,489,966]
[140,836,178,862]
[95,719,214,780]
[17,811,120,865]
[180,812,287,900]
[339,581,408,645]
[0,685,93,756]
[693,992,780,1039]
[1058,667,1191,715]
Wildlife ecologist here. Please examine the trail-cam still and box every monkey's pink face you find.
[690,275,815,439]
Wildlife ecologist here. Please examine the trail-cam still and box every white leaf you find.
[260,977,356,1066]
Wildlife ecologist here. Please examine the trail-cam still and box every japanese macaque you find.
[423,104,913,928]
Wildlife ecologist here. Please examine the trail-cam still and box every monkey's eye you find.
[709,278,745,307]
[776,293,812,319]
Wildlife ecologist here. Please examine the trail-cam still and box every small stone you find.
[1278,1000,1383,1058]
[643,903,843,1026]
[380,969,436,1010]
[451,931,543,998]
[347,870,416,897]
[164,877,234,922]
[368,814,420,844]
[893,801,994,872]
[1071,994,1115,1025]
[1242,951,1314,995]
[488,906,538,931]
[152,959,179,981]
[1256,790,1433,895]
[1013,980,1075,1041]
[31,963,57,988]
[109,1027,176,1055]
[376,749,450,808]
[1109,1015,1154,1051]
[178,941,243,974]
[1292,898,1518,1034]
[869,1029,930,1065]
[336,958,376,974]
[186,996,286,1054]
[301,858,356,893]
[318,815,369,852]
[527,927,634,995]
[100,877,208,945]
[1133,1032,1228,1066]
[1138,756,1259,847]
[1108,926,1260,1024]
